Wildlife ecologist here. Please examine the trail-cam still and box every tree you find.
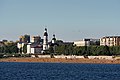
[49,46,54,53]
[103,45,111,55]
[23,44,27,53]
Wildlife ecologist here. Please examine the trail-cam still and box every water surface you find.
[0,62,120,80]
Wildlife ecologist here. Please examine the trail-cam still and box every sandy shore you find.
[0,57,120,64]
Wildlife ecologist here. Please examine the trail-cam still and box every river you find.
[0,62,120,80]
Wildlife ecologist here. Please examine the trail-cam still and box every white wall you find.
[74,40,90,46]
[74,41,86,46]
[30,55,114,60]
[31,48,35,54]
[38,55,50,58]
[54,55,84,59]
[31,48,42,54]
[17,43,22,49]
[27,45,31,54]
[88,56,113,60]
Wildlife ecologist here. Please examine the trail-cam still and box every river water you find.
[0,62,120,80]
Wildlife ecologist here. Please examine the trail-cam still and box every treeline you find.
[54,44,120,56]
[0,43,28,54]
[0,42,30,58]
[1,42,120,56]
[0,43,18,53]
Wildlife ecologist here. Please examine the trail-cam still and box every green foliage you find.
[0,43,18,54]
[55,44,120,56]
[23,44,27,53]
[1,41,120,56]
[0,54,4,58]
[55,44,74,55]
[49,46,54,53]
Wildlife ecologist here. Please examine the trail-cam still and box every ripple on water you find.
[0,62,120,80]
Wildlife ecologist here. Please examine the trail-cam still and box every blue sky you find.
[0,0,120,41]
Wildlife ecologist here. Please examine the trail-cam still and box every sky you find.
[0,0,120,41]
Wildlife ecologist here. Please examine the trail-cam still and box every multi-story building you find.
[19,34,30,43]
[74,39,100,46]
[74,39,90,46]
[18,34,30,53]
[100,36,120,46]
[31,36,41,43]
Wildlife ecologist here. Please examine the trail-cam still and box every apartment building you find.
[100,36,120,46]
[74,39,99,46]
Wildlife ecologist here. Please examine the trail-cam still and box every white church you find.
[27,28,56,54]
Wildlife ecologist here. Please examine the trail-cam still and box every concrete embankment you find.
[0,57,120,64]
[0,55,120,64]
[31,55,114,60]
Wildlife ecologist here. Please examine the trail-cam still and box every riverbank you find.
[0,57,120,64]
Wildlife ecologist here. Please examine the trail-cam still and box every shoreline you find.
[0,57,120,64]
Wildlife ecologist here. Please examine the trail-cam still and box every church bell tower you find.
[43,28,48,50]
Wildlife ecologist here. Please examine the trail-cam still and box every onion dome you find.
[44,32,48,36]
[52,34,56,40]
[44,28,48,36]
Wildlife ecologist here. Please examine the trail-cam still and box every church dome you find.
[52,34,56,40]
[44,32,48,36]
[44,28,48,36]
[52,37,56,40]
